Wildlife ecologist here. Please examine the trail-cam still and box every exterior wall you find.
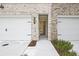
[1,3,79,41]
[0,3,51,40]
[51,3,79,40]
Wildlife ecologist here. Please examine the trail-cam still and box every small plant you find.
[62,51,77,56]
[51,39,77,56]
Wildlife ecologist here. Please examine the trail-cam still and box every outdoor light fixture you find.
[0,4,4,9]
[33,17,36,24]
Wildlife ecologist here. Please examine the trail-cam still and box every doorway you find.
[39,14,48,39]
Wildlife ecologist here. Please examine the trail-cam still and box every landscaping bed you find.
[51,39,77,56]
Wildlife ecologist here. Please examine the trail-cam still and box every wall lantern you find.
[0,4,4,9]
[33,17,36,24]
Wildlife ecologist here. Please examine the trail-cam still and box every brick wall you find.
[0,3,51,40]
[51,3,79,40]
[0,3,50,14]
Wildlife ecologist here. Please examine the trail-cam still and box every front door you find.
[39,15,48,36]
[39,20,46,35]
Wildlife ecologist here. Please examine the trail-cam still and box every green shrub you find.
[51,39,77,56]
[62,51,77,56]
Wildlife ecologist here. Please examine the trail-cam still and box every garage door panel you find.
[0,16,32,41]
[57,17,79,41]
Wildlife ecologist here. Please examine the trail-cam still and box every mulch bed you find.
[28,40,37,47]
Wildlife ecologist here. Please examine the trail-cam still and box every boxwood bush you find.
[51,39,77,56]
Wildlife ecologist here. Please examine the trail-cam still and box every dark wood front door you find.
[39,15,48,36]
[39,21,46,35]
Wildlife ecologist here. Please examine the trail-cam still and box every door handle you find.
[58,34,62,36]
[27,34,31,36]
[5,28,7,32]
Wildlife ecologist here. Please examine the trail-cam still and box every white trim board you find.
[57,15,79,18]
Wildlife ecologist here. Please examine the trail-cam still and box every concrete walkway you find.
[35,40,59,56]
[24,39,59,56]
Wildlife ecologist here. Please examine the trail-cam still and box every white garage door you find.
[57,16,79,55]
[0,15,32,41]
[57,16,79,41]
